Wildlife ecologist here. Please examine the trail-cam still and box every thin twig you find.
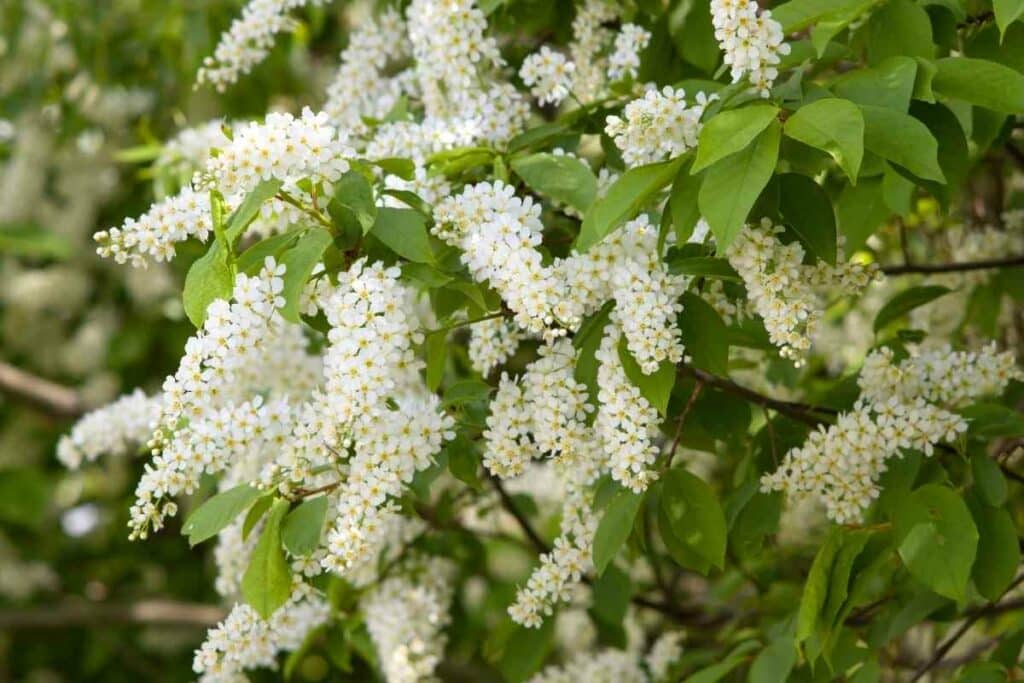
[0,361,85,417]
[911,573,1024,681]
[662,380,704,472]
[881,255,1024,276]
[488,473,550,553]
[0,599,225,630]
[677,365,834,427]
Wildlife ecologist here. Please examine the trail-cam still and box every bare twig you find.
[0,599,225,630]
[881,255,1024,276]
[0,361,84,417]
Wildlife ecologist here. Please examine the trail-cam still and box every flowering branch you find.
[0,361,85,417]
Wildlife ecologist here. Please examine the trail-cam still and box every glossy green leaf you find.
[698,120,780,250]
[617,336,676,416]
[183,485,263,547]
[370,207,435,264]
[669,161,702,243]
[282,495,328,557]
[860,105,944,182]
[873,285,952,332]
[576,157,684,252]
[593,489,643,576]
[972,452,1008,507]
[677,292,729,375]
[893,484,978,603]
[834,56,918,112]
[183,240,233,328]
[960,403,1024,438]
[865,0,934,65]
[510,152,598,213]
[777,173,837,264]
[969,500,1020,601]
[660,469,727,569]
[784,98,864,182]
[692,104,779,173]
[995,0,1024,39]
[225,179,284,242]
[279,228,333,323]
[797,528,842,647]
[933,57,1024,113]
[242,498,292,618]
[328,170,377,235]
[666,255,739,281]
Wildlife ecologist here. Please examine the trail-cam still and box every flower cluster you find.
[57,389,161,469]
[607,24,651,82]
[435,181,560,335]
[568,0,621,101]
[364,558,455,683]
[193,584,330,682]
[762,344,1020,522]
[323,9,409,131]
[605,87,716,167]
[710,0,790,97]
[595,322,662,492]
[469,317,525,376]
[646,632,685,681]
[129,259,321,537]
[98,108,352,266]
[197,0,322,91]
[528,648,647,683]
[520,46,576,106]
[726,219,878,361]
[482,374,539,479]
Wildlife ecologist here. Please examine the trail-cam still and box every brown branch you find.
[881,255,1024,276]
[677,365,834,427]
[0,599,225,630]
[662,380,704,472]
[911,573,1024,681]
[0,361,85,417]
[488,473,550,554]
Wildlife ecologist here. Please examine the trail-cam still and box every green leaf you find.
[698,120,781,250]
[281,496,329,557]
[589,564,632,626]
[237,228,303,274]
[328,170,377,235]
[425,331,446,392]
[837,177,890,252]
[574,302,613,406]
[446,434,482,488]
[995,0,1024,39]
[687,641,759,683]
[242,494,275,541]
[617,336,676,415]
[660,469,727,569]
[969,499,1020,601]
[666,255,740,281]
[183,240,233,328]
[575,157,684,252]
[749,623,798,683]
[809,0,887,55]
[822,529,875,629]
[797,528,842,647]
[960,403,1024,438]
[692,104,779,173]
[370,157,415,180]
[510,152,598,213]
[370,207,435,264]
[932,57,1024,113]
[873,285,952,332]
[242,498,293,619]
[777,173,837,264]
[783,98,864,182]
[772,0,883,33]
[834,56,918,112]
[972,452,1008,507]
[956,662,1010,683]
[893,484,978,603]
[593,489,644,576]
[225,179,284,243]
[669,161,702,243]
[677,292,729,375]
[865,0,934,65]
[860,105,944,182]
[183,484,263,547]
[443,380,492,406]
[279,228,333,323]
[498,619,554,683]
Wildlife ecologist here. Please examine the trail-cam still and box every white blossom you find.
[710,0,790,97]
[605,87,717,167]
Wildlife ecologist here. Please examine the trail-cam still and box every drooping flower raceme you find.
[527,648,647,683]
[57,389,161,469]
[520,46,576,106]
[607,24,651,82]
[710,0,790,97]
[364,558,455,683]
[762,344,1021,523]
[197,0,324,91]
[605,87,716,167]
[726,219,878,361]
[469,317,526,376]
[97,108,352,266]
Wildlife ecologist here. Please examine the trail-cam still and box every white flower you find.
[521,46,577,106]
[607,24,650,82]
[710,0,790,97]
[605,87,716,167]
